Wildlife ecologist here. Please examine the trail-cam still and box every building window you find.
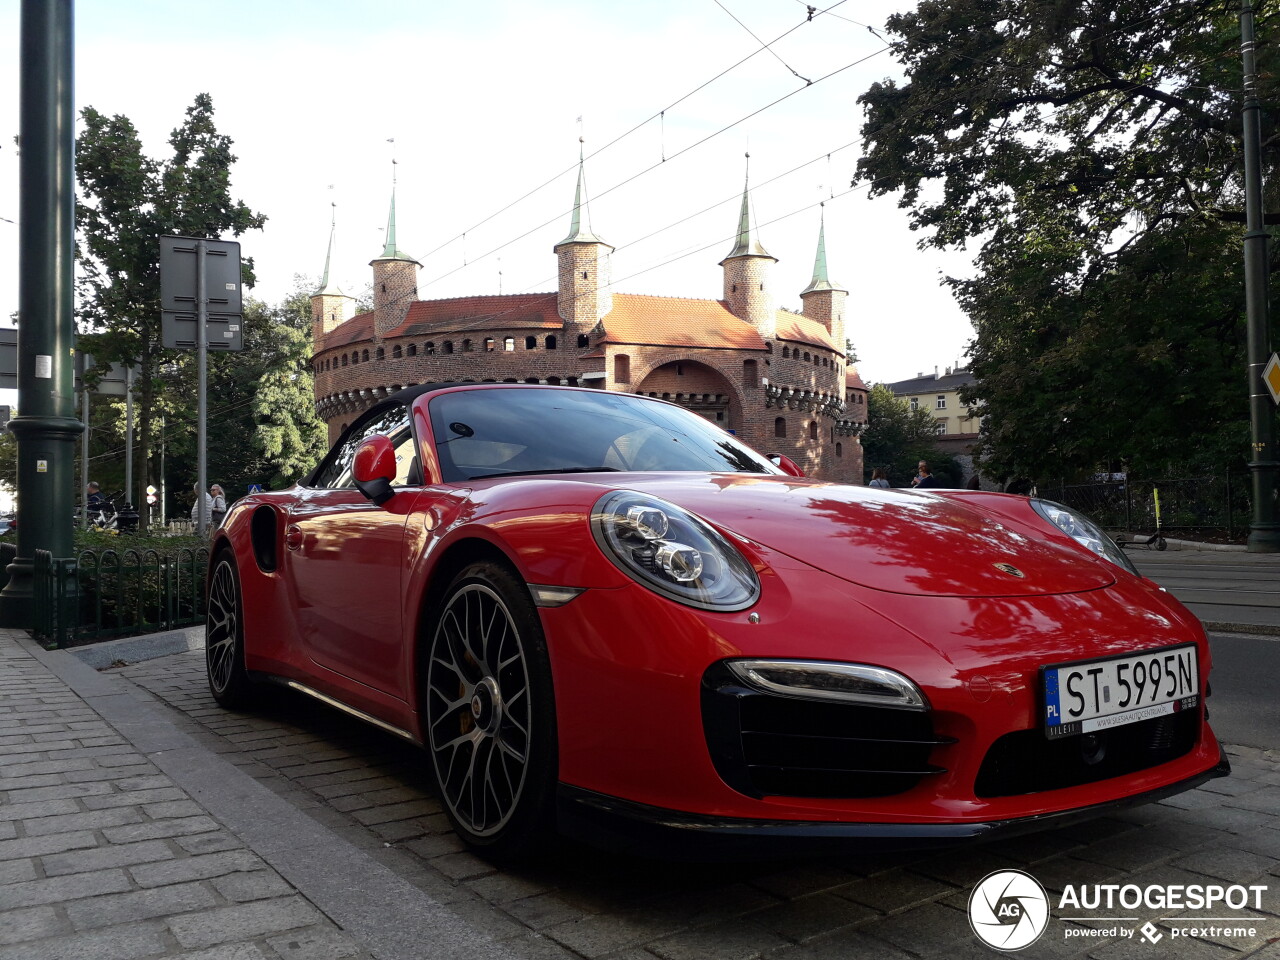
[910,397,919,411]
[361,350,369,362]
[782,347,790,358]
[743,359,757,387]
[935,420,947,435]
[836,442,843,458]
[504,338,515,352]
[614,354,630,382]
[462,339,473,352]
[392,345,402,359]
[482,338,493,352]
[341,355,348,367]
[525,336,537,350]
[426,342,435,355]
[937,395,947,409]
[443,341,453,355]
[376,347,384,360]
[803,352,811,362]
[407,344,417,357]
[577,334,589,348]
[546,376,561,386]
[545,335,557,350]
[808,421,818,440]
[774,417,786,438]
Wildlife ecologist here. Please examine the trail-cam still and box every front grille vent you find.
[701,661,953,799]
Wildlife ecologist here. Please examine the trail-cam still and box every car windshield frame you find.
[426,386,784,483]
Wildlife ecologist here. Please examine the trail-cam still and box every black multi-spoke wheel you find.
[424,561,556,854]
[206,551,255,708]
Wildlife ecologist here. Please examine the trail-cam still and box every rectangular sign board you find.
[73,351,130,396]
[161,312,244,351]
[159,236,243,314]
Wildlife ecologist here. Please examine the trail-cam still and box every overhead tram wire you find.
[714,0,813,84]
[414,0,855,266]
[415,43,891,294]
[349,1,1190,326]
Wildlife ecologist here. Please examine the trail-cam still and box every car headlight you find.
[1031,498,1138,575]
[591,491,760,611]
[726,659,928,711]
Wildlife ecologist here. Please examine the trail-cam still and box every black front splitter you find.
[556,747,1230,860]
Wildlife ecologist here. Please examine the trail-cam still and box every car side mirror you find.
[353,434,397,506]
[768,454,805,478]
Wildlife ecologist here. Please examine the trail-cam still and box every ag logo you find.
[968,869,1050,951]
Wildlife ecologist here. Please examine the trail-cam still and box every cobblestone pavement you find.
[0,631,375,960]
[104,647,1280,960]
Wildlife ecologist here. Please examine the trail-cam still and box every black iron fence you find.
[1033,475,1250,539]
[33,546,208,649]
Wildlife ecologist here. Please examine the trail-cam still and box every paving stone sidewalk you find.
[0,628,372,960]
[6,624,1280,960]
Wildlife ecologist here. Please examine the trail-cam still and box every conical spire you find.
[316,203,345,296]
[801,205,845,295]
[557,139,605,246]
[722,154,773,261]
[372,159,417,263]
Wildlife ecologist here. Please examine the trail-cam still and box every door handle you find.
[284,524,304,551]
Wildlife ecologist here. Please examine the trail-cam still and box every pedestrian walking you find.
[210,484,227,527]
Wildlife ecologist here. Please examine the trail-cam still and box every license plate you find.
[1043,644,1199,740]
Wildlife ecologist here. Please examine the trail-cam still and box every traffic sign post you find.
[160,236,244,537]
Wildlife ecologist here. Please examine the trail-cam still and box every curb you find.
[1204,620,1280,637]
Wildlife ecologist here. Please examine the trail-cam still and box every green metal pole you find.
[1242,0,1280,552]
[0,0,83,625]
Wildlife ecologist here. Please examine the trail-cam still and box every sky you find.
[0,0,977,391]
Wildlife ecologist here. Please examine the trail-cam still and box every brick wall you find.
[372,260,419,338]
[722,256,776,338]
[555,241,613,336]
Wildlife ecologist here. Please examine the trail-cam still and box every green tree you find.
[854,0,1277,479]
[861,384,959,487]
[75,93,266,528]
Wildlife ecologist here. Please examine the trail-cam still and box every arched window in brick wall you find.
[782,346,790,358]
[743,359,757,387]
[808,421,818,440]
[524,377,539,384]
[426,342,436,355]
[836,442,843,458]
[774,417,786,438]
[504,338,514,352]
[546,376,561,386]
[376,347,384,360]
[392,345,402,358]
[484,338,495,352]
[614,354,630,382]
[407,344,417,356]
[351,352,359,364]
[577,334,589,348]
[362,350,369,362]
[341,355,348,367]
[545,335,557,350]
[443,342,453,354]
[525,336,537,350]
[462,339,473,352]
[803,352,810,362]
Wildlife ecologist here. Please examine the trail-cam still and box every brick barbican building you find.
[309,161,869,482]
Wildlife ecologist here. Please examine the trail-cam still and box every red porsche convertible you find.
[207,383,1227,855]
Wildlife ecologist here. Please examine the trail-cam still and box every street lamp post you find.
[1241,0,1280,552]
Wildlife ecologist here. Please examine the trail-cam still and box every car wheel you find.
[424,560,557,855]
[206,550,255,708]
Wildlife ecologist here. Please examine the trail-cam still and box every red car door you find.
[284,403,420,705]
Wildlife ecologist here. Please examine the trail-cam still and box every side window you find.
[310,404,415,489]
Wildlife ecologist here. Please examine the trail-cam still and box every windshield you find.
[428,387,782,483]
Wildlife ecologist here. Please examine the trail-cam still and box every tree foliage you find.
[855,0,1279,479]
[75,93,266,525]
[861,384,960,486]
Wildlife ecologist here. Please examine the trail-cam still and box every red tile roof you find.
[390,293,562,338]
[599,294,766,350]
[845,367,869,391]
[321,312,374,349]
[775,311,838,352]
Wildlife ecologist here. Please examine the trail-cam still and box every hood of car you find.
[609,474,1116,598]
